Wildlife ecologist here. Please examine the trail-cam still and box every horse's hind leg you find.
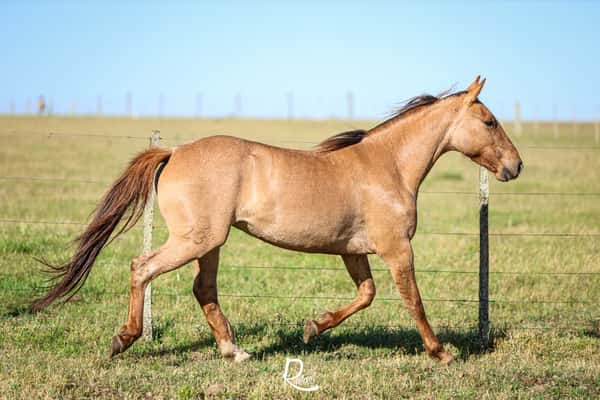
[303,254,376,343]
[109,237,205,358]
[192,248,250,362]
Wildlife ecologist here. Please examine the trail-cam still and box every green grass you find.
[0,116,598,399]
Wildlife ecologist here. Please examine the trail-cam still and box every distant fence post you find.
[96,96,102,116]
[234,93,242,117]
[479,166,490,349]
[286,91,294,120]
[142,129,160,340]
[553,105,559,139]
[514,102,522,136]
[195,93,203,117]
[347,92,354,120]
[572,107,577,136]
[126,92,133,118]
[595,114,599,144]
[158,93,165,117]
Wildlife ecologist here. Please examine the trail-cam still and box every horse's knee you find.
[358,279,376,307]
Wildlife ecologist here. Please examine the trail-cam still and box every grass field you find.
[0,116,598,399]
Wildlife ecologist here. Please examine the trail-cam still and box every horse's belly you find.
[234,213,373,254]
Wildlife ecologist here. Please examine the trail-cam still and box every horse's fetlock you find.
[319,311,335,321]
[427,343,443,356]
[219,341,235,357]
[202,302,219,313]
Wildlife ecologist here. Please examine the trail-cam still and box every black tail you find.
[31,147,171,312]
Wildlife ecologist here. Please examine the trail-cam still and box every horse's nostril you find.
[517,161,524,175]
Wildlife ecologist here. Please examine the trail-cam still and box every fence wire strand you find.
[1,218,598,238]
[4,129,600,151]
[0,286,596,306]
[3,175,600,197]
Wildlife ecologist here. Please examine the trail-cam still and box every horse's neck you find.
[368,104,453,194]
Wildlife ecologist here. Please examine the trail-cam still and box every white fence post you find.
[142,129,160,340]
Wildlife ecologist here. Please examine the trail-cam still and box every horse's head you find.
[448,76,523,182]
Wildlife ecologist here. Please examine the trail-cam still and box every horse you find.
[32,76,523,364]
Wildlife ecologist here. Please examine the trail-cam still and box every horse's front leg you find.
[379,238,453,364]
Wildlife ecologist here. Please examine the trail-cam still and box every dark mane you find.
[387,94,441,119]
[384,89,466,121]
[315,89,465,153]
[315,129,367,153]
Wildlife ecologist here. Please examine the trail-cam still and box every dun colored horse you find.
[33,76,522,364]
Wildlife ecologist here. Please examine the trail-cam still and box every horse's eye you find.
[484,119,496,128]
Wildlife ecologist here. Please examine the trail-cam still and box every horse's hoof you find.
[303,320,318,344]
[221,343,251,363]
[434,350,454,366]
[109,335,124,359]
[233,348,251,363]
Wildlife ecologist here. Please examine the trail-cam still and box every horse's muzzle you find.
[500,160,524,181]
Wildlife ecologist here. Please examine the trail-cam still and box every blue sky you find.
[1,1,599,120]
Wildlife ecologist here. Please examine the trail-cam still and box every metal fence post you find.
[142,129,160,340]
[479,166,490,349]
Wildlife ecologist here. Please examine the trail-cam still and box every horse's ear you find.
[464,76,486,104]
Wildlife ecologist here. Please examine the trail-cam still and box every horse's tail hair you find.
[30,147,172,312]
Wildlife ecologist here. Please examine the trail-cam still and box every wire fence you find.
[2,217,600,240]
[3,175,600,197]
[1,129,598,339]
[3,284,597,334]
[1,284,597,306]
[3,129,600,150]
